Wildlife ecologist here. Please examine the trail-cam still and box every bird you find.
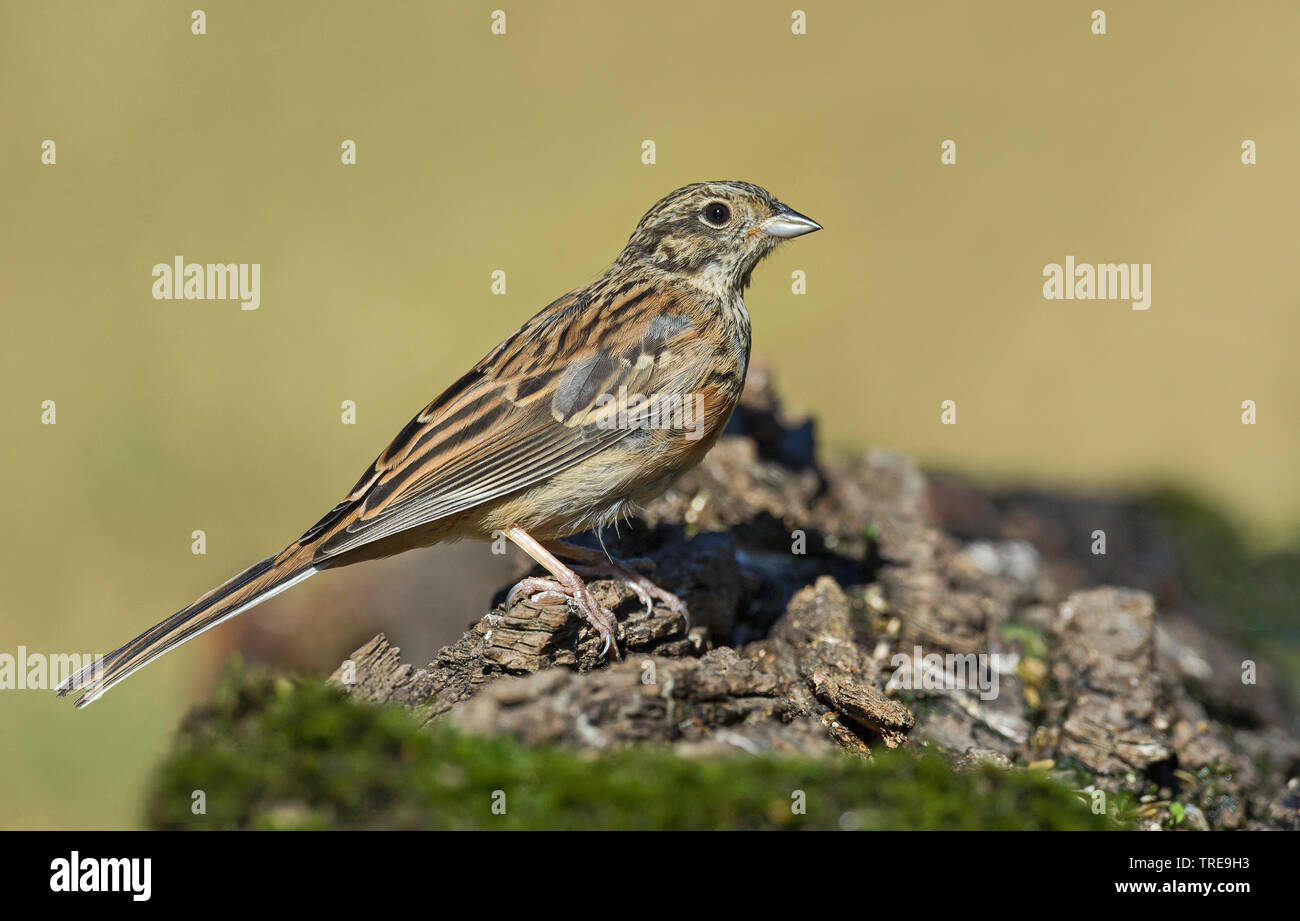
[56,180,821,708]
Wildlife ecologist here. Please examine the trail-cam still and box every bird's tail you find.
[55,545,317,708]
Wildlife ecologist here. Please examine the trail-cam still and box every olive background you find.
[2,1,1296,828]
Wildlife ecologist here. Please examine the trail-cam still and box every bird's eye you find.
[701,202,731,227]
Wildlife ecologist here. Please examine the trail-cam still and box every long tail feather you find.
[55,549,316,708]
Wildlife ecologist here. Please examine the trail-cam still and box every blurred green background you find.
[2,1,1297,829]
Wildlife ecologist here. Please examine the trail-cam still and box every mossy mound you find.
[146,665,1128,831]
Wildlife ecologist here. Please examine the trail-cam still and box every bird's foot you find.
[568,555,690,632]
[504,573,621,661]
[505,577,568,608]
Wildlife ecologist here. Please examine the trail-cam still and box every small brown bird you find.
[58,180,820,707]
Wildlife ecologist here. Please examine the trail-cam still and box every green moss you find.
[1148,488,1300,701]
[1168,802,1186,826]
[146,663,1127,831]
[1150,489,1300,639]
[999,622,1048,660]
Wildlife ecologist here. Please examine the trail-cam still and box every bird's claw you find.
[506,577,567,609]
[504,574,621,661]
[572,560,690,632]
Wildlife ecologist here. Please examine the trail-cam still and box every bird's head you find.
[617,181,821,298]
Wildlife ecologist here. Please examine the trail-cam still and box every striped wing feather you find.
[310,283,699,558]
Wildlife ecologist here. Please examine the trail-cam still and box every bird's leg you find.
[543,540,690,631]
[504,526,621,660]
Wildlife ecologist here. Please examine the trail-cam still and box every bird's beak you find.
[760,204,822,238]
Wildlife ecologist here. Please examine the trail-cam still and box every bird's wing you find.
[306,281,705,558]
